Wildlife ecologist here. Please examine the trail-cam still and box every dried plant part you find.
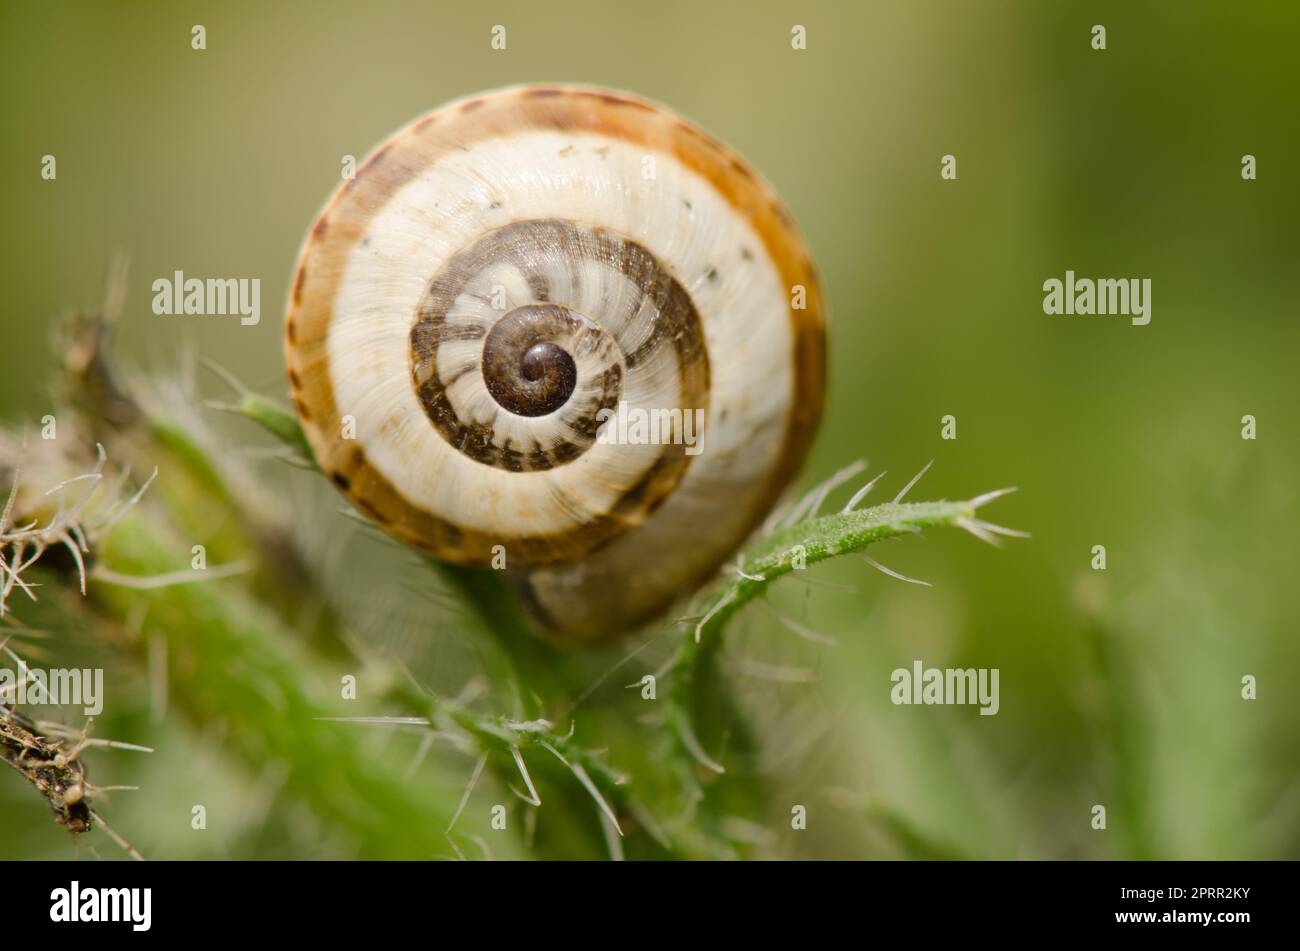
[0,440,157,617]
[0,704,92,835]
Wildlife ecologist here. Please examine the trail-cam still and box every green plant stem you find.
[86,508,463,858]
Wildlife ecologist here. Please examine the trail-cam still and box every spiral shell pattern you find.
[286,84,825,641]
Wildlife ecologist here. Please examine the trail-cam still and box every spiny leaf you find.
[700,496,1020,645]
[665,488,1026,773]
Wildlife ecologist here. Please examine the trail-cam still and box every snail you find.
[285,84,825,643]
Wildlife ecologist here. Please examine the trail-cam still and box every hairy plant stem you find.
[81,508,463,858]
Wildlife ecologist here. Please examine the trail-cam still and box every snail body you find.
[285,84,825,642]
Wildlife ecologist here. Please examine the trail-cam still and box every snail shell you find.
[285,84,825,643]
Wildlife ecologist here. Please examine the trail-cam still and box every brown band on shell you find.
[409,218,708,475]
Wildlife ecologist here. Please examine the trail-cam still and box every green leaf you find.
[665,483,1026,773]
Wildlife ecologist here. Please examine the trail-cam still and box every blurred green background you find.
[2,0,1297,859]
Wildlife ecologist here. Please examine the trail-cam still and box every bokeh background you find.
[2,0,1297,859]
